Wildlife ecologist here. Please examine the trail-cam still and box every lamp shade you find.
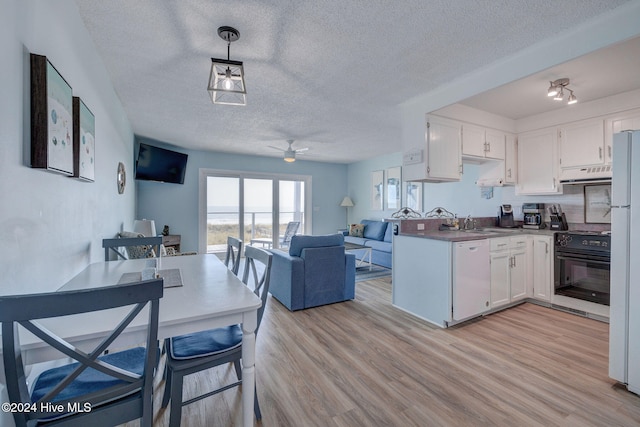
[133,219,156,237]
[340,196,354,207]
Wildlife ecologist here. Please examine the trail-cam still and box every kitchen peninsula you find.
[392,223,560,328]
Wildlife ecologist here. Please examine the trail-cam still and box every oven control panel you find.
[555,232,610,253]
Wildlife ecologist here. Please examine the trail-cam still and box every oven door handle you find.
[555,255,610,266]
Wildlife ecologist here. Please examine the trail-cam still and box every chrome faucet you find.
[463,215,472,230]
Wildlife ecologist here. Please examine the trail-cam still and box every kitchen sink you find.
[463,227,521,233]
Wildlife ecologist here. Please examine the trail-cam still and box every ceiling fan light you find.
[547,83,558,97]
[284,151,296,162]
[567,91,577,104]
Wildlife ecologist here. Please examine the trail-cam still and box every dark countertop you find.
[397,227,557,242]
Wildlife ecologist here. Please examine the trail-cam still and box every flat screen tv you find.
[135,143,188,184]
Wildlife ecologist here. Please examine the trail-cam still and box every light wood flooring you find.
[145,276,640,426]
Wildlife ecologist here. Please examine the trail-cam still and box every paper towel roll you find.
[475,178,504,187]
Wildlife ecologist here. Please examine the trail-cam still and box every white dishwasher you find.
[452,239,490,321]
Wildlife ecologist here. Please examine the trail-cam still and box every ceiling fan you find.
[268,140,309,162]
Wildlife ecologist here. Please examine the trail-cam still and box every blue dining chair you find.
[161,245,272,427]
[0,279,164,427]
[224,236,243,275]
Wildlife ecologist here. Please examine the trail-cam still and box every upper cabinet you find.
[605,108,640,162]
[504,133,518,185]
[403,116,462,182]
[461,123,505,161]
[558,118,606,169]
[516,127,562,195]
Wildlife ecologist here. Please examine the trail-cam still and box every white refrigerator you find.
[609,130,640,395]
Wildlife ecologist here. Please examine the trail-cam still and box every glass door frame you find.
[198,168,312,254]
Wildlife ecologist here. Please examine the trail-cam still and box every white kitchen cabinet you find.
[485,129,506,160]
[461,123,486,158]
[403,116,462,182]
[510,246,528,301]
[461,123,505,161]
[490,240,511,308]
[558,118,605,168]
[516,127,562,195]
[532,235,553,301]
[489,236,528,308]
[504,133,517,185]
[606,108,640,164]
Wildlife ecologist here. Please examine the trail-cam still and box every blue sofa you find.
[268,234,356,311]
[343,220,393,269]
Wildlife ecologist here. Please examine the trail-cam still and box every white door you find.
[461,123,485,157]
[516,128,560,195]
[490,251,510,308]
[558,119,605,168]
[485,129,506,160]
[532,236,552,301]
[510,249,528,301]
[427,117,462,181]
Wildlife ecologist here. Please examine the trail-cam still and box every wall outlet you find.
[417,223,425,230]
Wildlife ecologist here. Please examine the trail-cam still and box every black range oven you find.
[554,231,611,305]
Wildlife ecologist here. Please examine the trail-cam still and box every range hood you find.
[559,165,612,184]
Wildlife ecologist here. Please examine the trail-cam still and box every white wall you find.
[0,0,135,295]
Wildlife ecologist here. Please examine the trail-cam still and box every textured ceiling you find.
[74,0,633,163]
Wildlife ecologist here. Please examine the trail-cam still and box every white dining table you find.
[0,254,261,427]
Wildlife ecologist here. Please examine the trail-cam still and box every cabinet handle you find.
[608,145,612,158]
[513,256,516,268]
[487,142,491,153]
[552,178,556,189]
[599,147,603,160]
[545,242,549,254]
[507,168,512,178]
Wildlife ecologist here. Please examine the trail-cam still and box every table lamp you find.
[340,196,354,227]
[133,219,157,237]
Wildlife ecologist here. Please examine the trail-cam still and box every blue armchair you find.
[269,234,356,311]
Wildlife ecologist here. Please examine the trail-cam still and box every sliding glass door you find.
[200,170,310,254]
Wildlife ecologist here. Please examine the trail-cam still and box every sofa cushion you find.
[344,236,367,246]
[365,239,392,253]
[349,224,365,238]
[362,220,387,241]
[289,234,344,257]
[383,221,394,242]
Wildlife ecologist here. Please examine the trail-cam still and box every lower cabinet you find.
[490,236,528,309]
[532,235,553,301]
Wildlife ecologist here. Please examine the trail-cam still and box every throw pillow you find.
[118,231,156,259]
[349,223,365,238]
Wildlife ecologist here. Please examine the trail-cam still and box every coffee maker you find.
[498,204,516,228]
[522,203,546,229]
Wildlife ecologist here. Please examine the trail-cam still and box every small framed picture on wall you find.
[371,170,383,211]
[403,181,422,212]
[385,167,401,210]
[584,184,611,223]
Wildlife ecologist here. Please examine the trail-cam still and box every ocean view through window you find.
[201,170,310,253]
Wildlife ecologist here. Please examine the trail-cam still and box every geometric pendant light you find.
[207,26,247,106]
